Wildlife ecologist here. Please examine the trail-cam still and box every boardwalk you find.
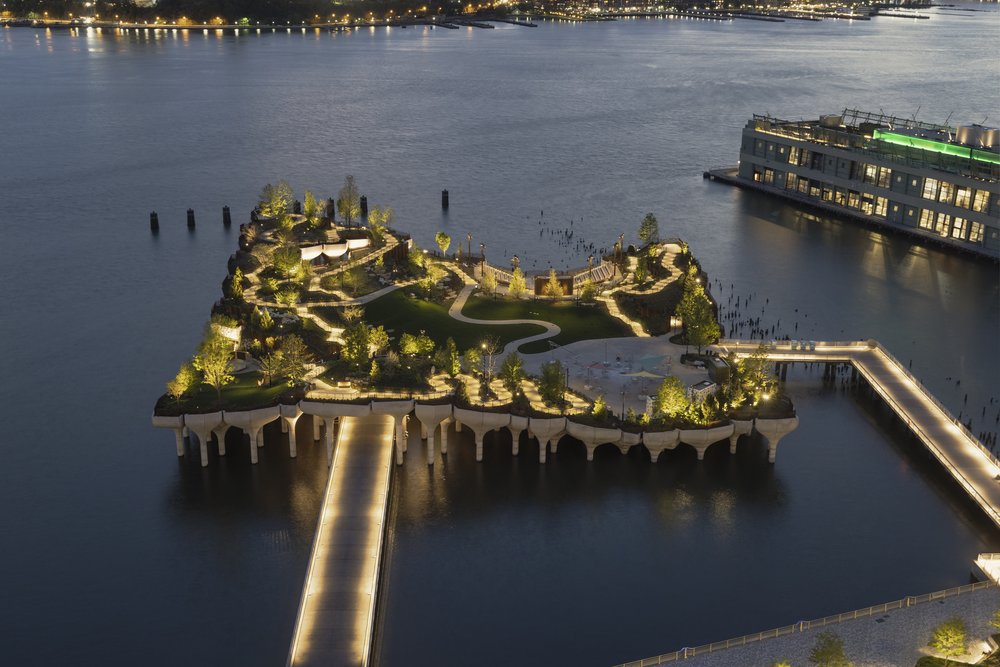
[715,339,1000,529]
[287,415,395,667]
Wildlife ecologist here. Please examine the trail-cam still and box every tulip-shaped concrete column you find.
[372,400,415,465]
[415,402,453,466]
[454,407,511,462]
[312,416,322,442]
[508,415,529,456]
[184,411,225,467]
[729,419,754,454]
[679,423,736,460]
[566,420,622,461]
[152,414,186,457]
[528,416,566,463]
[616,431,641,456]
[299,400,372,467]
[440,418,452,455]
[280,405,302,458]
[212,422,230,456]
[754,416,800,463]
[642,429,680,463]
[224,406,281,464]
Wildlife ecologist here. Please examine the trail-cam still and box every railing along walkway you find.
[287,415,395,667]
[715,339,1000,529]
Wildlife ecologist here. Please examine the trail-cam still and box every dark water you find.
[0,8,998,665]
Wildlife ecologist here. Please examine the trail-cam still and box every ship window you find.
[951,218,967,240]
[969,222,984,244]
[934,213,951,237]
[922,178,939,200]
[918,209,934,230]
[955,187,972,208]
[971,190,989,213]
[875,197,888,217]
[937,181,955,205]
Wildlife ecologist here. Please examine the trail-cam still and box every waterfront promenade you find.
[716,339,1000,529]
[286,415,395,667]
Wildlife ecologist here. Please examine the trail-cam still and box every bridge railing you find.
[614,581,995,666]
[871,341,998,467]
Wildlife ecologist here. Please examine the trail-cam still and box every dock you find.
[716,339,1000,529]
[286,415,395,667]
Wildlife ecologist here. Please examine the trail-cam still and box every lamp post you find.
[467,232,472,259]
[621,385,627,419]
[588,254,594,281]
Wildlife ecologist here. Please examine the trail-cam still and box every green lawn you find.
[359,291,546,351]
[156,371,301,416]
[461,295,634,353]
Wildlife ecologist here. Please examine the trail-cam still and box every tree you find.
[192,331,235,401]
[341,266,367,296]
[258,181,292,219]
[275,287,299,306]
[464,346,482,375]
[634,254,649,285]
[591,395,608,419]
[929,617,967,664]
[638,212,659,245]
[499,351,525,394]
[400,332,435,357]
[677,277,719,353]
[538,360,566,406]
[579,279,597,303]
[435,231,451,256]
[480,270,497,295]
[542,268,563,297]
[367,205,392,245]
[258,350,284,387]
[808,631,851,667]
[444,337,461,377]
[368,326,389,357]
[166,362,198,403]
[508,267,527,298]
[303,190,320,227]
[739,343,776,406]
[280,335,314,386]
[272,245,302,278]
[257,307,274,331]
[342,323,370,369]
[481,337,501,383]
[654,376,688,418]
[230,268,245,300]
[337,175,361,227]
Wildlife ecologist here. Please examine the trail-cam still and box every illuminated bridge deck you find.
[287,415,395,667]
[716,339,1000,529]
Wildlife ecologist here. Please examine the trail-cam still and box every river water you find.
[0,8,998,666]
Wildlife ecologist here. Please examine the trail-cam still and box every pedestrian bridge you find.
[286,414,395,667]
[715,339,1000,530]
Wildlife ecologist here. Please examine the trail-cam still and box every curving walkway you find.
[447,284,562,355]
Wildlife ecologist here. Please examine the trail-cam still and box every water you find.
[0,8,998,665]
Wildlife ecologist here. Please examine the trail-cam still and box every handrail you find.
[614,581,995,666]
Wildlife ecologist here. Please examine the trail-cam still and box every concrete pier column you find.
[183,426,190,439]
[729,419,754,455]
[212,424,228,456]
[509,416,529,457]
[755,417,800,463]
[475,435,484,462]
[323,420,335,467]
[679,424,735,461]
[642,429,680,463]
[528,417,565,465]
[280,405,302,458]
[454,408,510,465]
[454,418,462,432]
[173,428,185,457]
[421,421,428,439]
[550,439,559,455]
[401,415,408,452]
[249,428,262,464]
[539,441,547,463]
[414,403,453,466]
[440,420,449,455]
[566,420,622,463]
[223,407,280,466]
[313,416,322,442]
[182,412,224,468]
[371,400,415,467]
[426,429,435,465]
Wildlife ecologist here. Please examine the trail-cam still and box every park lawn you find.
[461,295,634,353]
[157,371,299,415]
[361,291,546,350]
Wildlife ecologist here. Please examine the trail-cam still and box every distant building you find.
[731,109,999,260]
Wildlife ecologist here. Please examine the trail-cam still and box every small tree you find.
[342,323,370,370]
[258,350,284,387]
[280,335,314,386]
[591,395,608,419]
[464,346,482,375]
[435,231,451,256]
[808,631,851,667]
[303,190,320,227]
[192,331,235,402]
[508,267,527,298]
[542,268,563,297]
[499,351,525,395]
[367,205,392,246]
[579,280,597,303]
[481,337,501,383]
[929,616,967,664]
[480,270,497,295]
[445,337,461,377]
[337,175,361,227]
[538,360,566,406]
[257,307,274,331]
[341,266,367,296]
[368,325,389,357]
[634,255,649,285]
[272,245,302,278]
[342,305,364,324]
[654,376,688,418]
[739,343,776,406]
[275,287,299,307]
[677,277,719,353]
[230,268,245,300]
[400,332,434,357]
[638,212,659,245]
[166,362,198,403]
[259,181,293,219]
